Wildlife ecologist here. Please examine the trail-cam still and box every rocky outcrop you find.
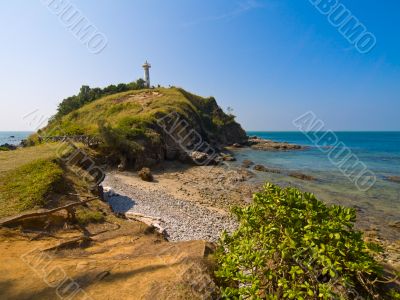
[385,176,400,184]
[0,143,17,151]
[247,137,304,151]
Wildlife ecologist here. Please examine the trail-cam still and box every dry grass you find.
[0,143,62,174]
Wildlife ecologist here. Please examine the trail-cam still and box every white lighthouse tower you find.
[142,60,151,88]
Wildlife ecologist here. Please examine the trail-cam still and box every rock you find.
[0,143,17,151]
[385,176,400,184]
[253,164,281,174]
[232,143,242,148]
[117,156,127,171]
[138,167,154,182]
[248,138,304,151]
[189,151,212,164]
[254,164,267,172]
[241,159,254,168]
[221,153,236,161]
[103,186,118,197]
[288,172,316,181]
[352,205,364,213]
[19,139,28,147]
[389,221,400,229]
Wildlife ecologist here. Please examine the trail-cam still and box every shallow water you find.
[233,132,400,240]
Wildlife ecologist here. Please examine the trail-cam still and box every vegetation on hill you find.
[53,79,147,121]
[215,183,397,299]
[37,86,247,169]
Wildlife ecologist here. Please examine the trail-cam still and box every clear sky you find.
[0,0,399,131]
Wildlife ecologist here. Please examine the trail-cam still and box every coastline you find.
[102,160,400,270]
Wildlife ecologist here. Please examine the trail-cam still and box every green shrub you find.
[98,123,143,159]
[0,146,10,151]
[215,183,385,299]
[75,208,105,225]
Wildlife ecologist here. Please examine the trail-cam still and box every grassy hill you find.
[34,87,247,169]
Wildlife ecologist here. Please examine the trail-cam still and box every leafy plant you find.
[215,183,386,299]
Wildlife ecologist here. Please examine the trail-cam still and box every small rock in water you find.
[241,159,254,168]
[222,153,236,161]
[254,164,267,172]
[389,221,400,229]
[385,176,400,184]
[288,172,316,181]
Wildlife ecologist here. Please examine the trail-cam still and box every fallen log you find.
[125,212,162,221]
[0,197,98,227]
[125,212,165,234]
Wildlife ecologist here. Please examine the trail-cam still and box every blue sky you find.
[0,0,399,131]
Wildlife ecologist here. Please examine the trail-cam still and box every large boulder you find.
[138,168,154,182]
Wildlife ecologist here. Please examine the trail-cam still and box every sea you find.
[233,131,400,240]
[0,131,32,146]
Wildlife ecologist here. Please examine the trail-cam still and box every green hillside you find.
[35,87,247,169]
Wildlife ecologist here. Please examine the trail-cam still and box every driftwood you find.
[0,197,98,227]
[125,212,165,234]
[125,212,162,221]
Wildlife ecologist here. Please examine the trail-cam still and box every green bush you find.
[98,123,144,160]
[75,208,105,225]
[215,183,385,299]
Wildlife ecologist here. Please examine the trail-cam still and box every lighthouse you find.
[142,61,151,88]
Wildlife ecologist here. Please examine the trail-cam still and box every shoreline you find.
[102,161,400,269]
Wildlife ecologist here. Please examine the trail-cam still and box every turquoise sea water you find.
[234,132,400,240]
[0,131,32,145]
